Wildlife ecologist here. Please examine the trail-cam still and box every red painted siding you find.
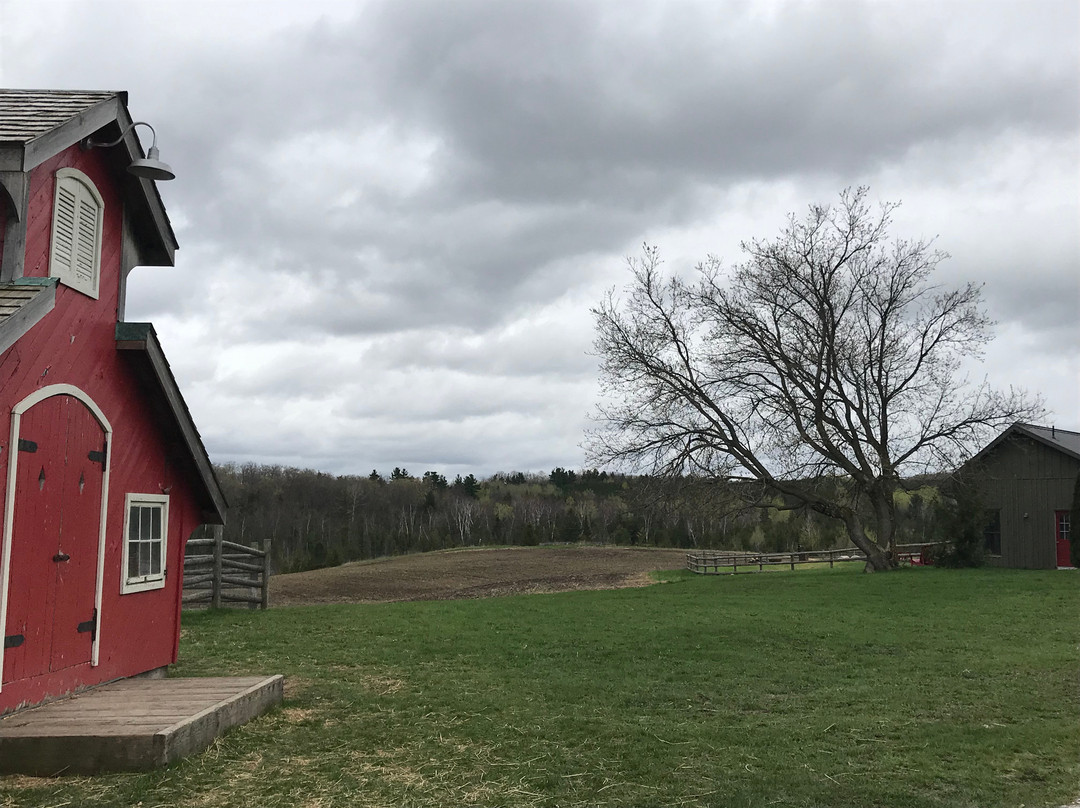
[0,142,202,713]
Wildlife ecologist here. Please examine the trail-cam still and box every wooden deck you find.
[0,674,283,775]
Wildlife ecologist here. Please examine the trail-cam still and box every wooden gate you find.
[3,394,105,683]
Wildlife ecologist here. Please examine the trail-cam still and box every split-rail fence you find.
[686,543,939,574]
[183,526,271,609]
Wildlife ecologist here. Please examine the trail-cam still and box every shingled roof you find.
[0,279,57,356]
[0,89,120,143]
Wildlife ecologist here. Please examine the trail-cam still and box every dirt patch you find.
[269,546,688,607]
[281,707,318,723]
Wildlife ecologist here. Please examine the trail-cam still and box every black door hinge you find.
[17,439,37,453]
[76,608,98,642]
[88,446,107,469]
[4,634,24,649]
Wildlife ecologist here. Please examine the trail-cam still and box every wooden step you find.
[0,674,283,774]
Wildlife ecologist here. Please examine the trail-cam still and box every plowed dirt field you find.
[269,546,688,606]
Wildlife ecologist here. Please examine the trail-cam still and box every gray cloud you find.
[2,0,1077,474]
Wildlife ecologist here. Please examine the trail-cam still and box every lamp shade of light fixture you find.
[83,121,176,181]
[128,145,175,181]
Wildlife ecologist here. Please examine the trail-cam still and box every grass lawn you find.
[2,566,1078,807]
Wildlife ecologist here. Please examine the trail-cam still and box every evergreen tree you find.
[929,477,986,568]
[453,473,480,498]
[423,470,448,489]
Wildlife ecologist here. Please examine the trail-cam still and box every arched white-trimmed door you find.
[0,385,111,687]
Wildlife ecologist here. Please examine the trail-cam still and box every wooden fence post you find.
[211,525,223,609]
[261,539,271,610]
[248,557,258,610]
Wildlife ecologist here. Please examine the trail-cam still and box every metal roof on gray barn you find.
[1017,423,1080,460]
[970,422,1080,465]
[0,90,119,143]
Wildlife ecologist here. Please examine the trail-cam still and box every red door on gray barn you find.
[1056,511,1072,568]
[3,395,104,683]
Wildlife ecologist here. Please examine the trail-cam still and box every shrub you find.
[927,478,986,568]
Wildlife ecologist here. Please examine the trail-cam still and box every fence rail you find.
[183,526,271,608]
[686,543,940,574]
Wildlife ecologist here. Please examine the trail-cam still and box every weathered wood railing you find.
[686,543,940,574]
[183,526,271,609]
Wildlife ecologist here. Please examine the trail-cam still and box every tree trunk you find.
[843,514,895,572]
[871,483,899,557]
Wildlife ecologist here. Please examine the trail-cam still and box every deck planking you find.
[0,674,283,774]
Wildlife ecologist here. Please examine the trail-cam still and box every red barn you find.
[0,90,225,714]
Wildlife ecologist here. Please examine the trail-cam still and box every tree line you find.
[207,462,948,574]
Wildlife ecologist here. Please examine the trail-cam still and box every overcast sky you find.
[1,0,1076,478]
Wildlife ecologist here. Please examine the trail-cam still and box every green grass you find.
[2,566,1078,807]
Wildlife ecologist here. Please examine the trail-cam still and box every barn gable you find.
[0,90,223,714]
[0,89,176,272]
[116,321,226,523]
[965,423,1079,569]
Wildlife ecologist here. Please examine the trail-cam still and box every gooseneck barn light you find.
[83,121,176,181]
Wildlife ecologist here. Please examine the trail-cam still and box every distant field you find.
[3,564,1078,808]
[270,545,690,606]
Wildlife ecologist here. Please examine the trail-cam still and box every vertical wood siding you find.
[971,434,1080,569]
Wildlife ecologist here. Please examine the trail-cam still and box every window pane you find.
[125,500,167,585]
[139,540,151,576]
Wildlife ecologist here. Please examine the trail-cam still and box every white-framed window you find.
[49,167,104,299]
[121,493,169,593]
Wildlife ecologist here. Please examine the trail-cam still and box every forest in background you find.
[204,464,949,573]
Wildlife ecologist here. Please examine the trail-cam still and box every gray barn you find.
[965,423,1078,569]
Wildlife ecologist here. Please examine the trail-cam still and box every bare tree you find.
[589,188,1041,571]
[450,495,477,546]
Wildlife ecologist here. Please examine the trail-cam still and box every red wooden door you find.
[1056,511,1072,568]
[3,395,103,683]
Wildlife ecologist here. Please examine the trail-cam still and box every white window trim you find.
[49,167,104,300]
[120,493,169,594]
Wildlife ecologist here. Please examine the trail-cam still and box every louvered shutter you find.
[52,183,78,275]
[49,169,103,299]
